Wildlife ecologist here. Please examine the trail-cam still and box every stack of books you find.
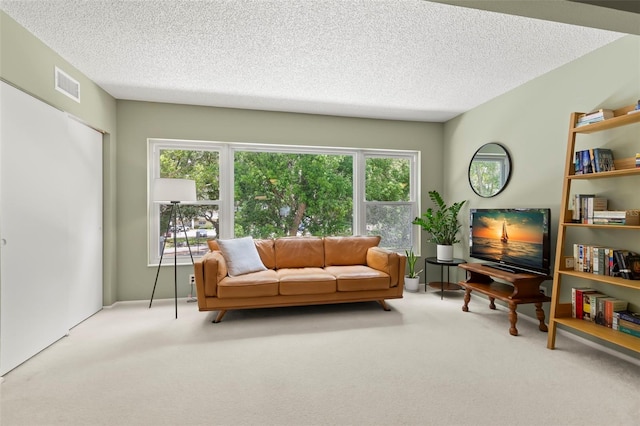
[592,210,627,225]
[613,310,640,338]
[575,108,614,127]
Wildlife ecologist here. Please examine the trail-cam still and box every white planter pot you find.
[405,277,420,292]
[436,244,454,262]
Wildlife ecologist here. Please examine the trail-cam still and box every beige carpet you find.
[1,289,639,426]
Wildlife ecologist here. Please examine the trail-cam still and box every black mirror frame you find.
[468,142,512,198]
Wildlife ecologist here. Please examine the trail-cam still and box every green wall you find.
[444,35,640,356]
[0,11,118,305]
[116,101,443,300]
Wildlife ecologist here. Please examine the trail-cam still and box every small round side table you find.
[424,257,466,299]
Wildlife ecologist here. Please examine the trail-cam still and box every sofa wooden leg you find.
[212,310,227,323]
[377,300,391,311]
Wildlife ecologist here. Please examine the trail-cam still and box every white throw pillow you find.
[217,237,267,277]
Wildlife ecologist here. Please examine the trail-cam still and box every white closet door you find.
[66,117,103,328]
[1,82,71,375]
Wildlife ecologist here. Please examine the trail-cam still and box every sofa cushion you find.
[324,236,381,266]
[275,237,324,269]
[217,237,267,277]
[217,270,279,298]
[276,268,337,295]
[255,239,276,269]
[324,265,390,291]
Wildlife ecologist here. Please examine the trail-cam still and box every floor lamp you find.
[149,178,197,318]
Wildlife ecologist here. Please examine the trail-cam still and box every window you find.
[148,139,420,265]
[364,155,414,251]
[148,142,221,265]
[234,151,354,238]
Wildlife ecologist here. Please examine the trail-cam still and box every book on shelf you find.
[571,194,596,222]
[614,250,640,280]
[617,319,640,332]
[572,287,597,319]
[585,197,607,224]
[583,291,606,320]
[617,325,640,338]
[636,153,640,168]
[591,148,615,172]
[626,253,640,280]
[588,293,610,323]
[593,294,612,324]
[573,150,594,174]
[613,310,640,326]
[592,210,627,219]
[604,299,628,327]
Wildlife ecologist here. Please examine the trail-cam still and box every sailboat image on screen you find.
[469,208,551,275]
[501,220,508,243]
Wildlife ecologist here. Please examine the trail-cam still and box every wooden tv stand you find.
[457,263,551,336]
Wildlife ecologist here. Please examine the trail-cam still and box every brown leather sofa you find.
[194,236,406,322]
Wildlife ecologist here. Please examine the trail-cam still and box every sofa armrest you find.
[194,251,228,304]
[366,247,405,287]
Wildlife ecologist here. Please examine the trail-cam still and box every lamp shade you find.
[152,178,197,203]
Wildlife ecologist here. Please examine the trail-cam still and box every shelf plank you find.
[557,269,640,290]
[568,165,640,180]
[552,317,640,352]
[561,223,640,231]
[571,108,640,134]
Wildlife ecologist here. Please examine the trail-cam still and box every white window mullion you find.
[219,145,234,239]
[353,152,365,236]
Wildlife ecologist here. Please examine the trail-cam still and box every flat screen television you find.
[469,208,551,275]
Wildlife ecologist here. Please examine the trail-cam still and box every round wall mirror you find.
[468,143,511,198]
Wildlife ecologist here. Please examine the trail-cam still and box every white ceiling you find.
[0,0,629,122]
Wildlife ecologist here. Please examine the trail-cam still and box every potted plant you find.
[404,248,423,292]
[412,190,466,261]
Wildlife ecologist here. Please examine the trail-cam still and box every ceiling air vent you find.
[54,66,80,102]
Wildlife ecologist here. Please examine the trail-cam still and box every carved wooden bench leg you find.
[489,297,496,310]
[535,302,548,332]
[212,310,227,323]
[508,302,518,336]
[378,300,391,311]
[462,288,471,312]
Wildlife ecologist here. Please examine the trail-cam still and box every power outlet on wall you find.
[539,285,548,296]
[187,274,197,302]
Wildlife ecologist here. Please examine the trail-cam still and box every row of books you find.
[574,148,615,174]
[572,244,640,280]
[575,109,614,127]
[571,288,640,338]
[636,153,640,168]
[571,194,606,223]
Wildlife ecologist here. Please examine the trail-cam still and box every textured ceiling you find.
[0,0,627,122]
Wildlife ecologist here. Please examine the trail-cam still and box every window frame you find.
[148,138,420,265]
